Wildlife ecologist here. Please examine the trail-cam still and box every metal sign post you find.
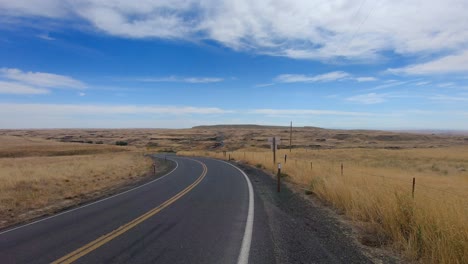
[277,163,282,193]
[268,137,281,165]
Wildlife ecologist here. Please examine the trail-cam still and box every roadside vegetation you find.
[0,136,153,229]
[180,147,468,264]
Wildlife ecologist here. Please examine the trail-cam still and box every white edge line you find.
[214,159,254,264]
[0,157,179,236]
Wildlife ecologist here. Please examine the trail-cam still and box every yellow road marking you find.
[52,160,207,264]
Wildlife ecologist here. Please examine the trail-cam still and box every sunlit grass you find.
[0,136,152,228]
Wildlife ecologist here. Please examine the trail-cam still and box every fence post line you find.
[153,163,156,175]
[341,163,344,176]
[412,177,416,198]
[310,162,313,170]
[229,154,231,161]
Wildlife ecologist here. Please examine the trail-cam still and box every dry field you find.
[1,125,467,152]
[180,147,468,264]
[0,135,155,229]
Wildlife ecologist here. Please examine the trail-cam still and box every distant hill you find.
[192,124,289,129]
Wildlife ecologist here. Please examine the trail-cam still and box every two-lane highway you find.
[0,156,254,264]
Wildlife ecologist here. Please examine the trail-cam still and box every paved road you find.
[0,157,256,264]
[0,156,374,264]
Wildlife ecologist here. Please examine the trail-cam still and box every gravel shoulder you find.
[236,162,401,264]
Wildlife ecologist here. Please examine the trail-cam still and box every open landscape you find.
[0,134,161,229]
[1,126,467,263]
[2,2,468,263]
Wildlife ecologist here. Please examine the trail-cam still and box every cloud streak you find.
[0,80,50,94]
[275,71,350,83]
[0,68,86,89]
[347,93,388,104]
[250,109,372,116]
[135,76,224,83]
[387,50,468,75]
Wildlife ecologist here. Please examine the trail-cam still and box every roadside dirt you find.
[236,161,403,264]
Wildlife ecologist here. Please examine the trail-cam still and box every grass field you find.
[180,147,468,264]
[0,136,153,228]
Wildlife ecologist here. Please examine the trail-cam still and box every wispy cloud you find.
[347,93,388,104]
[135,76,224,84]
[0,103,234,115]
[415,81,430,86]
[274,71,378,84]
[364,80,408,91]
[387,50,468,75]
[274,71,351,83]
[355,77,378,82]
[437,82,455,88]
[0,80,49,94]
[250,109,372,116]
[0,68,86,89]
[428,94,468,102]
[37,33,55,40]
[254,83,275,88]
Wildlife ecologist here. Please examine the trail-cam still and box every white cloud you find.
[254,83,275,88]
[428,95,468,102]
[387,50,468,75]
[0,103,233,115]
[78,92,86,96]
[365,81,408,91]
[274,71,378,84]
[347,93,387,104]
[0,80,49,94]
[415,81,430,86]
[250,109,372,116]
[1,0,468,62]
[37,33,55,40]
[275,71,350,83]
[0,68,86,89]
[135,76,223,83]
[437,82,455,88]
[355,77,377,82]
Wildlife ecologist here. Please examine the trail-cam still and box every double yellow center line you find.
[53,159,207,264]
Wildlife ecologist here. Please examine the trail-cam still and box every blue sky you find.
[1,0,467,129]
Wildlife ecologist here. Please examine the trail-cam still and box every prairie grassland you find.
[180,147,468,264]
[0,136,153,228]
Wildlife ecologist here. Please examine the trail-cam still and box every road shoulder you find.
[236,161,401,264]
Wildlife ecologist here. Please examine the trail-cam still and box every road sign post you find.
[268,137,281,165]
[277,163,282,193]
[273,137,276,164]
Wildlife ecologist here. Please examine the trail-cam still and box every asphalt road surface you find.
[0,156,374,264]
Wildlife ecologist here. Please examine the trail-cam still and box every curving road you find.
[0,155,374,264]
[0,156,255,264]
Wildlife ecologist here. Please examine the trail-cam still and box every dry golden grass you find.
[180,147,468,264]
[0,136,153,228]
[0,135,127,158]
